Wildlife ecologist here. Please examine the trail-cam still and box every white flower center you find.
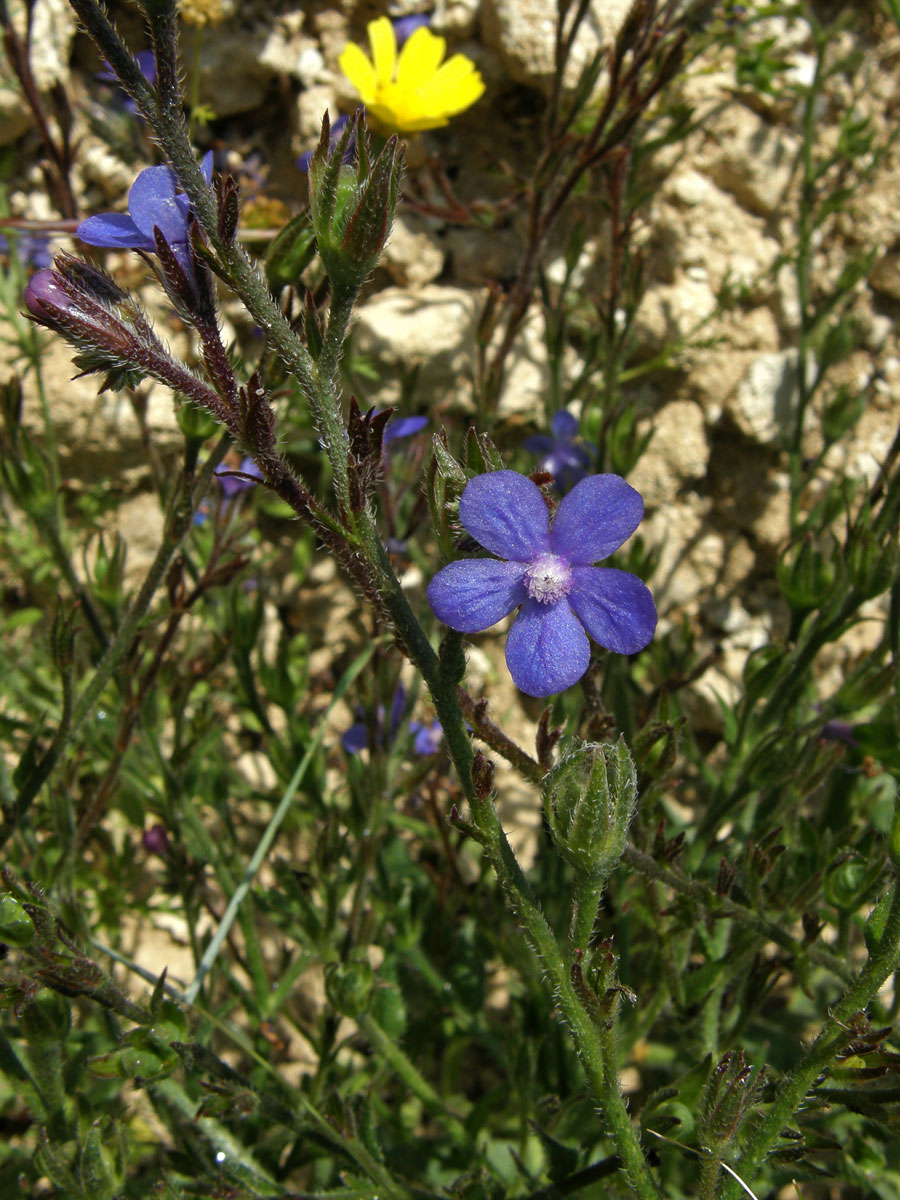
[524,554,573,605]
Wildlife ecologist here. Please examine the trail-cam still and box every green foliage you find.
[0,0,899,1198]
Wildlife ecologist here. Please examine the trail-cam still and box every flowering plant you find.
[428,471,656,696]
[76,152,214,282]
[7,5,900,1200]
[339,16,485,133]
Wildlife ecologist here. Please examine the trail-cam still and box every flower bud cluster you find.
[25,255,172,394]
[308,112,404,293]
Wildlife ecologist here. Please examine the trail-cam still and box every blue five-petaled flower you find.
[76,152,214,281]
[524,410,595,493]
[427,470,657,698]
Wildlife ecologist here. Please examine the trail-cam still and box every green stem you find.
[571,873,603,953]
[720,870,900,1199]
[32,510,108,651]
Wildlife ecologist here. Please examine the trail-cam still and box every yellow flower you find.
[339,17,485,133]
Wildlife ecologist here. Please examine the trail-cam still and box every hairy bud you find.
[542,738,637,881]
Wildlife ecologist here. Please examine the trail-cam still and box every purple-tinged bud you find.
[24,268,78,321]
[143,824,171,857]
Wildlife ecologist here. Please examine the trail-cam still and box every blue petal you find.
[550,474,644,565]
[459,471,550,561]
[129,164,186,244]
[341,722,368,754]
[389,686,407,738]
[505,599,590,697]
[523,434,553,455]
[136,50,158,85]
[76,212,151,250]
[412,721,442,756]
[550,410,578,439]
[568,567,657,654]
[428,559,527,633]
[384,415,427,442]
[199,150,214,184]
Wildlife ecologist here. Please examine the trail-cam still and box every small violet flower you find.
[339,16,484,133]
[76,151,214,282]
[342,683,442,756]
[383,413,428,445]
[392,14,432,46]
[427,470,657,698]
[0,231,53,271]
[96,50,157,116]
[524,410,595,493]
[215,456,263,498]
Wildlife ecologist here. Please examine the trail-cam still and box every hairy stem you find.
[721,868,900,1199]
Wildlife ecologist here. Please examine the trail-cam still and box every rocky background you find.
[1,0,898,740]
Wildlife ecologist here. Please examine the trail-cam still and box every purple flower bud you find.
[143,824,171,857]
[24,269,78,320]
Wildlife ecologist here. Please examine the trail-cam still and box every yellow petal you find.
[396,26,446,90]
[339,43,376,102]
[367,16,397,88]
[425,54,485,114]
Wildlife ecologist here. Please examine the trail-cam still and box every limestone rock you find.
[353,285,480,409]
[435,0,481,37]
[726,351,808,445]
[445,225,523,287]
[628,401,709,507]
[631,278,718,357]
[296,86,339,143]
[106,491,165,584]
[382,212,445,289]
[643,496,754,618]
[188,28,271,116]
[0,68,32,147]
[704,105,800,218]
[481,0,633,90]
[659,172,780,296]
[28,0,77,92]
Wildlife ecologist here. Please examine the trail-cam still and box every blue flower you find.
[76,152,214,280]
[524,410,595,493]
[215,456,263,498]
[342,684,442,756]
[0,231,52,271]
[410,719,443,756]
[427,470,656,698]
[96,50,157,116]
[392,14,431,46]
[383,414,428,444]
